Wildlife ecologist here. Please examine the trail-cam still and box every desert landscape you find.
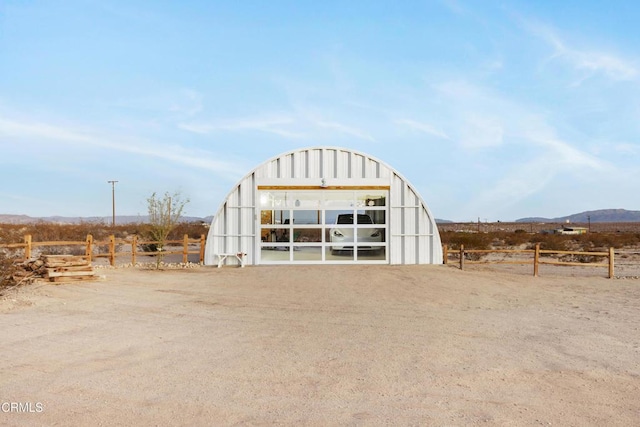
[1,263,639,425]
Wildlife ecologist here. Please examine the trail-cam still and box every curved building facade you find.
[204,147,442,265]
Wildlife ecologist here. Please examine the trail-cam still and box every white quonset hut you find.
[204,147,442,266]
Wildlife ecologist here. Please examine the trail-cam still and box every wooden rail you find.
[443,244,616,278]
[0,234,206,266]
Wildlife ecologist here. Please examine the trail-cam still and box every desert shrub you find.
[28,221,88,241]
[7,221,132,242]
[464,251,485,261]
[526,234,569,251]
[43,245,88,256]
[499,231,533,247]
[559,253,607,264]
[0,251,20,294]
[0,224,28,244]
[440,231,493,250]
[169,222,209,239]
[0,221,207,250]
[576,232,640,250]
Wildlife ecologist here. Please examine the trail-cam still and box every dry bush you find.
[0,221,208,244]
[13,221,123,241]
[574,232,640,250]
[0,224,28,244]
[440,231,493,250]
[169,222,209,239]
[0,251,20,294]
[559,253,604,264]
[500,230,532,247]
[2,222,637,259]
[441,230,640,253]
[527,234,569,251]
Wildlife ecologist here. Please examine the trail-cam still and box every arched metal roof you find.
[205,146,442,265]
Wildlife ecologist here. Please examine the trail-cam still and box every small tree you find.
[146,191,189,268]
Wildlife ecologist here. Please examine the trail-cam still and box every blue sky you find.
[1,0,639,222]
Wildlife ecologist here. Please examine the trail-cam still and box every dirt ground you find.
[1,264,639,426]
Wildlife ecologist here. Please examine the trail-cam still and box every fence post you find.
[459,244,464,270]
[109,235,116,266]
[609,247,615,279]
[534,243,540,277]
[85,234,93,262]
[199,234,206,264]
[443,245,448,265]
[24,234,32,260]
[131,235,137,266]
[183,234,189,264]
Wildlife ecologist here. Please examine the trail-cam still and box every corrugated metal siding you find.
[205,147,442,266]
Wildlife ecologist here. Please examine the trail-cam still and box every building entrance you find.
[258,188,388,264]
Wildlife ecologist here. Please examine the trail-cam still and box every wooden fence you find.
[0,234,206,266]
[443,244,615,278]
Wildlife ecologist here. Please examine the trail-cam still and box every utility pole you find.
[108,180,118,227]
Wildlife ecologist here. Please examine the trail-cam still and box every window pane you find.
[261,246,290,261]
[356,246,386,260]
[292,210,321,225]
[361,209,386,225]
[268,210,291,225]
[290,192,322,208]
[325,209,352,225]
[260,192,288,208]
[294,228,322,242]
[356,191,387,207]
[324,191,354,208]
[353,226,384,245]
[293,246,322,261]
[260,210,274,224]
[327,223,355,248]
[325,246,354,261]
[261,228,292,243]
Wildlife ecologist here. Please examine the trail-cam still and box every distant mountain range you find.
[1,209,639,225]
[515,209,640,223]
[0,214,213,225]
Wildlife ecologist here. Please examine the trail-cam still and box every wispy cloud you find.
[111,88,205,118]
[0,116,245,177]
[179,114,304,138]
[525,21,638,83]
[313,119,375,142]
[429,78,610,216]
[463,158,556,218]
[614,143,638,154]
[394,119,450,140]
[521,121,605,170]
[168,89,204,116]
[435,79,607,167]
[0,117,92,143]
[440,0,467,16]
[180,111,376,142]
[459,115,504,148]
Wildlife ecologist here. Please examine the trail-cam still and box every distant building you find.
[555,226,588,235]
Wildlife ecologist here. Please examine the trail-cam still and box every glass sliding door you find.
[258,189,388,264]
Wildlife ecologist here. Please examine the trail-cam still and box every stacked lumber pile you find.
[21,255,96,283]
